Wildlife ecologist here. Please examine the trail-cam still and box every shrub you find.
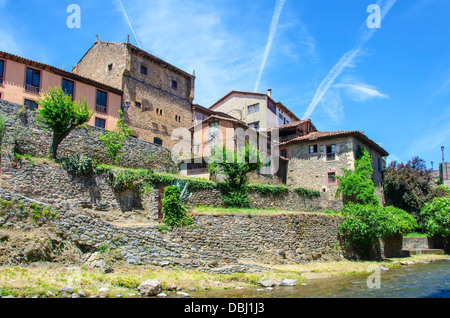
[98,110,132,164]
[294,187,321,198]
[339,203,417,258]
[162,186,192,227]
[384,206,418,236]
[420,196,450,237]
[59,155,97,177]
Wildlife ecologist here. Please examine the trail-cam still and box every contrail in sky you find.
[302,0,397,119]
[254,0,287,93]
[117,0,142,48]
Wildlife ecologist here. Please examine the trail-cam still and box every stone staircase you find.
[402,237,446,256]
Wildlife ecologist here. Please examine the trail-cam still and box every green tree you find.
[36,87,93,159]
[209,143,263,208]
[420,196,450,237]
[383,157,433,219]
[162,186,192,227]
[98,110,132,164]
[336,148,379,205]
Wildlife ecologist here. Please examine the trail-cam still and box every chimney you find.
[126,34,130,43]
[95,34,98,42]
[267,89,272,98]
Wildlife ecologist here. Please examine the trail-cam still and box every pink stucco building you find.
[0,51,123,131]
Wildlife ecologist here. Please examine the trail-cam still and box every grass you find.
[404,232,430,238]
[190,206,322,216]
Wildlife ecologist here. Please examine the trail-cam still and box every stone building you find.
[0,51,123,131]
[280,129,389,203]
[73,39,195,148]
[209,90,300,131]
[179,103,268,179]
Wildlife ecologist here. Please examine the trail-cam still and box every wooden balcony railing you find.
[25,84,39,94]
[96,104,107,113]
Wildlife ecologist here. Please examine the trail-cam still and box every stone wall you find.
[0,99,177,173]
[1,157,333,216]
[0,188,344,269]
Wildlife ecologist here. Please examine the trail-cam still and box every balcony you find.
[326,153,336,161]
[25,84,39,94]
[96,104,107,113]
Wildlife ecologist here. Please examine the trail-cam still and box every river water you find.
[189,259,450,298]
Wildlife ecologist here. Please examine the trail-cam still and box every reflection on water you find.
[189,260,450,298]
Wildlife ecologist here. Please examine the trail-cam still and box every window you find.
[135,102,141,109]
[156,108,163,116]
[62,79,74,99]
[172,80,178,90]
[24,99,38,111]
[25,68,40,93]
[140,65,148,75]
[249,122,260,130]
[209,122,219,141]
[248,104,260,115]
[280,149,288,158]
[175,115,181,122]
[378,157,383,172]
[309,144,318,153]
[95,117,106,129]
[0,60,4,85]
[108,64,114,71]
[326,144,336,161]
[154,137,163,146]
[328,172,337,184]
[96,90,107,113]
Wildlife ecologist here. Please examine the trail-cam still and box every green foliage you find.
[294,187,321,198]
[209,143,263,208]
[339,203,417,257]
[383,157,433,217]
[58,155,97,177]
[162,186,193,227]
[36,87,93,159]
[247,184,289,196]
[431,184,450,199]
[420,196,450,237]
[383,206,418,236]
[98,110,132,164]
[336,148,379,206]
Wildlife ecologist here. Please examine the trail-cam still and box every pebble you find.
[176,292,190,298]
[156,293,167,298]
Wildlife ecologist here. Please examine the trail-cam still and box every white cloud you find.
[334,82,389,102]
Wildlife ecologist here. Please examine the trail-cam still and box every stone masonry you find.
[74,41,195,149]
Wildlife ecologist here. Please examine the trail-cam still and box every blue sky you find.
[1,0,450,168]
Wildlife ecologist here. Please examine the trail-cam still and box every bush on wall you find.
[162,186,193,228]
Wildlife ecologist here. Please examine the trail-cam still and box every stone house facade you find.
[280,130,389,203]
[73,40,195,149]
[0,51,123,131]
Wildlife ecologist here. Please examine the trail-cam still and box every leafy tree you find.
[420,196,450,237]
[36,87,93,159]
[209,143,263,208]
[336,148,379,206]
[383,157,433,219]
[98,110,132,163]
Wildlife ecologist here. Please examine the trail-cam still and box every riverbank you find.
[0,254,448,298]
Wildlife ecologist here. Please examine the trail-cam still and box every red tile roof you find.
[281,130,389,156]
